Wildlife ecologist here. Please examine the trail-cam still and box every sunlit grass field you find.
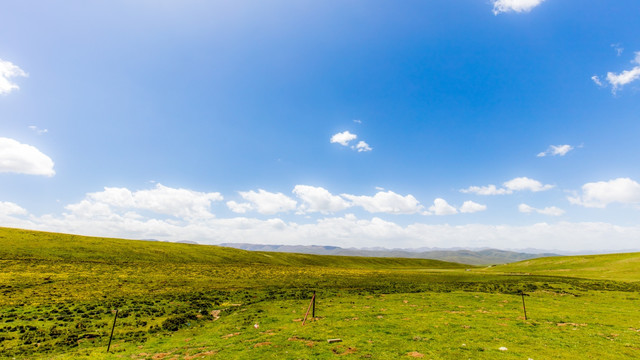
[1,227,639,359]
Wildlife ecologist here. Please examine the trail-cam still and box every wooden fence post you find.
[521,292,528,320]
[302,292,316,326]
[107,309,119,352]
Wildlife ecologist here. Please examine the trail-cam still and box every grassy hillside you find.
[2,227,640,359]
[485,252,640,281]
[0,227,467,269]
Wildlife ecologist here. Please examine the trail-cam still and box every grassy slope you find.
[485,252,640,282]
[0,227,468,269]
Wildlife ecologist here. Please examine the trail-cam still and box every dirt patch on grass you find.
[288,336,315,347]
[151,353,172,360]
[222,332,240,339]
[254,341,272,348]
[332,345,357,355]
[407,351,424,357]
[184,350,218,359]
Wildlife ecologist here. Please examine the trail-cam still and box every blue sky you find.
[1,0,640,251]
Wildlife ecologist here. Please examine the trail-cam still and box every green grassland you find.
[484,252,640,282]
[1,227,639,359]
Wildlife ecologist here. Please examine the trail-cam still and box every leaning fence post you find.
[107,309,119,352]
[312,290,316,318]
[520,292,528,320]
[302,292,316,326]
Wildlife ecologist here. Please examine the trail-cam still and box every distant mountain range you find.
[219,243,559,265]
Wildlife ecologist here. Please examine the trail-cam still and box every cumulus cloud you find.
[342,190,423,214]
[428,198,458,215]
[354,141,372,152]
[293,185,351,214]
[504,177,554,192]
[330,131,357,146]
[330,131,373,152]
[568,178,640,208]
[0,59,28,95]
[518,203,565,216]
[0,137,55,177]
[492,0,545,15]
[226,189,297,215]
[66,184,223,219]
[4,192,640,251]
[461,177,553,195]
[460,201,487,213]
[537,144,574,157]
[21,212,640,252]
[0,201,28,216]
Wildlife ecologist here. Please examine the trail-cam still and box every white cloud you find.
[461,177,553,195]
[0,201,28,216]
[354,141,372,152]
[292,185,351,214]
[607,67,640,94]
[596,51,640,94]
[67,184,223,219]
[0,59,28,95]
[503,177,554,192]
[537,144,574,157]
[330,131,357,146]
[428,198,458,216]
[492,0,545,15]
[611,43,624,56]
[4,192,640,251]
[519,203,564,216]
[29,125,48,135]
[227,189,297,215]
[331,131,373,152]
[353,119,362,124]
[226,201,253,214]
[568,178,640,208]
[537,206,565,216]
[591,75,603,87]
[342,190,423,214]
[0,137,55,177]
[460,201,487,213]
[460,184,510,195]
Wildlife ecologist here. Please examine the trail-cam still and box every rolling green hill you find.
[485,252,640,281]
[0,227,467,269]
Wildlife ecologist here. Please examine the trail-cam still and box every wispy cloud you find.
[594,51,640,94]
[0,59,28,95]
[492,0,545,15]
[461,177,554,195]
[611,43,624,56]
[29,125,49,135]
[518,203,565,216]
[537,144,574,157]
